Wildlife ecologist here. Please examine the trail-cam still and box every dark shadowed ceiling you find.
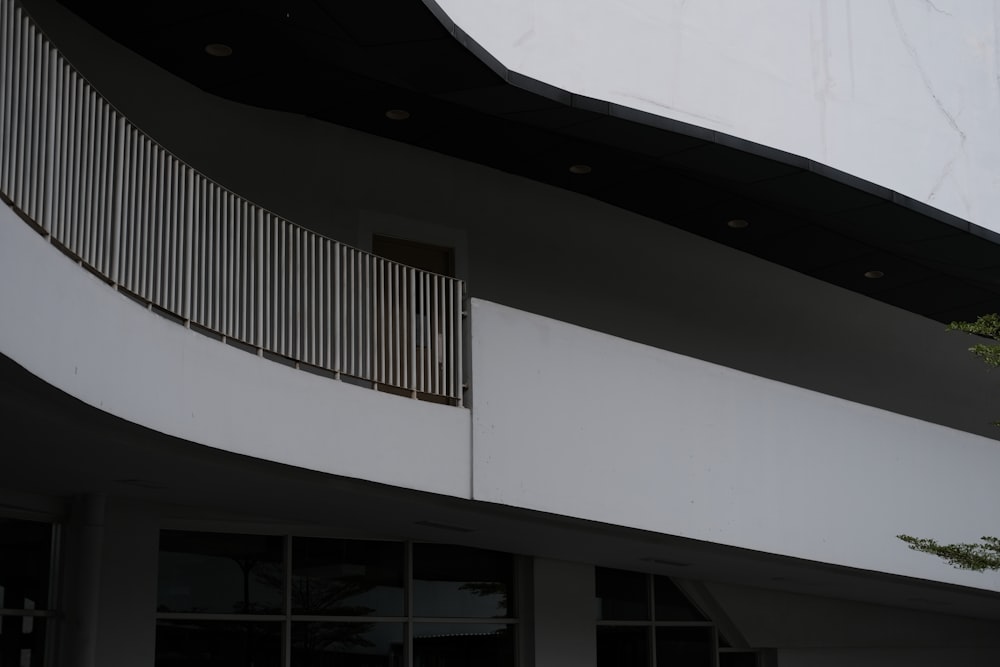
[53,0,1000,323]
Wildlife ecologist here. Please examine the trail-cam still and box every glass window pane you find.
[412,622,514,667]
[653,576,706,621]
[0,616,46,667]
[155,620,282,667]
[292,538,404,616]
[595,568,648,621]
[412,544,513,618]
[655,627,714,667]
[0,518,51,610]
[719,652,759,667]
[292,621,403,667]
[157,531,283,614]
[596,625,649,667]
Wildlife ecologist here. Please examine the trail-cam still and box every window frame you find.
[595,567,720,667]
[154,530,521,667]
[0,515,60,667]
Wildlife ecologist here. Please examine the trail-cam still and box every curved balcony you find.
[0,0,465,404]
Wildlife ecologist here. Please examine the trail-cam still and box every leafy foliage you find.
[947,313,1000,369]
[896,315,1000,572]
[897,535,1000,572]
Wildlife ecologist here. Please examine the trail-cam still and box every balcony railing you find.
[0,0,465,403]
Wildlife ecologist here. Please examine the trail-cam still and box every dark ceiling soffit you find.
[422,0,983,240]
[46,0,1000,322]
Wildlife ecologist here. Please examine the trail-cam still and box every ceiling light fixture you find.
[568,164,592,175]
[385,109,410,121]
[864,270,884,279]
[726,218,749,229]
[204,43,233,57]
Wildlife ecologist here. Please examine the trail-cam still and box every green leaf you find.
[897,534,1000,572]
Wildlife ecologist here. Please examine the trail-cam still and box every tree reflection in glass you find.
[412,623,513,667]
[413,544,513,618]
[157,531,283,614]
[291,538,404,617]
[155,620,281,667]
[292,622,403,667]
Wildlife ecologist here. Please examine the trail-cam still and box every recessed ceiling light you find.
[385,109,410,121]
[864,270,884,279]
[204,43,233,57]
[569,164,592,175]
[726,218,749,229]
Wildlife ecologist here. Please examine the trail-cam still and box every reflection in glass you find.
[595,568,648,621]
[653,576,706,621]
[596,626,649,667]
[292,538,404,616]
[292,622,403,667]
[412,623,514,667]
[0,616,46,667]
[655,627,713,667]
[0,518,51,611]
[158,531,283,614]
[412,544,512,618]
[155,620,281,667]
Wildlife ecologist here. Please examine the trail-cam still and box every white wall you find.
[433,0,1000,233]
[21,0,1000,446]
[0,204,472,499]
[470,298,1000,591]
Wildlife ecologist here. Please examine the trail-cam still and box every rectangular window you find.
[0,517,56,667]
[155,531,518,667]
[596,567,758,667]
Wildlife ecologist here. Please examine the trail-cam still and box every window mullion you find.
[284,535,292,667]
[405,540,413,667]
[648,573,656,667]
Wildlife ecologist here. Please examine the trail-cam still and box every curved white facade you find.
[2,1,1000,665]
[0,204,472,498]
[434,0,1000,232]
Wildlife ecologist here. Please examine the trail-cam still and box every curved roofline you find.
[421,0,994,244]
[48,0,1000,322]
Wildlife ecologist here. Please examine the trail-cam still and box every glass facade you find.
[156,620,283,667]
[412,544,513,619]
[292,538,405,617]
[155,531,517,667]
[0,518,54,667]
[596,567,726,667]
[158,531,284,614]
[292,621,404,667]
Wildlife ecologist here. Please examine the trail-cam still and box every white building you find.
[2,0,1000,665]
